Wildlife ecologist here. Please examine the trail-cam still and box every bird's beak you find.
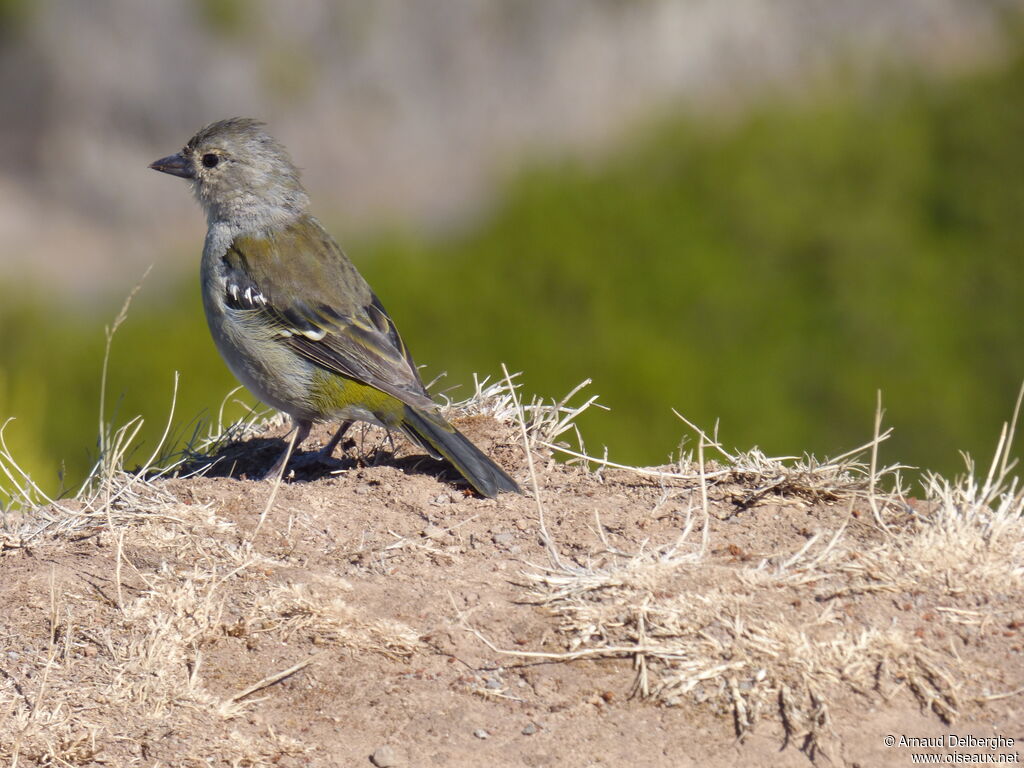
[149,152,194,179]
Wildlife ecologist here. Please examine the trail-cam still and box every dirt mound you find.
[1,398,1021,766]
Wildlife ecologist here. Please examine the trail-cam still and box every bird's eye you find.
[202,153,219,169]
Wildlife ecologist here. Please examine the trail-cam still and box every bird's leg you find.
[264,418,311,479]
[318,420,353,461]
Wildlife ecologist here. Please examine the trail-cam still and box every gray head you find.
[150,118,310,230]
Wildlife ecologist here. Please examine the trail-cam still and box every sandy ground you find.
[0,410,1022,767]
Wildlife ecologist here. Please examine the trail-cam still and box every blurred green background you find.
[1,3,1022,502]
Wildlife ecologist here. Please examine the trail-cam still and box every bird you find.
[150,118,520,497]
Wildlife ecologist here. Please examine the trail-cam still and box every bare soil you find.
[0,413,1022,767]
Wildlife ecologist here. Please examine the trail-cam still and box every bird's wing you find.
[221,216,435,410]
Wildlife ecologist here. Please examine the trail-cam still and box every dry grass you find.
[256,579,422,660]
[461,387,1023,761]
[0,489,425,765]
[1,359,1022,764]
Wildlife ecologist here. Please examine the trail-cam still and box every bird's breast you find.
[200,242,319,421]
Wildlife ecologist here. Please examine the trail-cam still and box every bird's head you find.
[150,118,309,230]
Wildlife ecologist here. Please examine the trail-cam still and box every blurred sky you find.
[0,0,1014,299]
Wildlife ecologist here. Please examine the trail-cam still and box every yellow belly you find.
[309,370,406,426]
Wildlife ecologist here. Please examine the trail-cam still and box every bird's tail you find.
[401,406,521,498]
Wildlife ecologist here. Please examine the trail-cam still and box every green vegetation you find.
[0,285,243,502]
[192,0,250,38]
[0,0,34,38]
[3,44,1024,503]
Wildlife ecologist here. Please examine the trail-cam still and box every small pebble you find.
[422,525,445,540]
[370,745,400,767]
[473,729,490,740]
[492,532,514,547]
[522,723,539,736]
[485,678,502,690]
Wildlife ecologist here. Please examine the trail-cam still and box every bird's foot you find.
[262,421,354,479]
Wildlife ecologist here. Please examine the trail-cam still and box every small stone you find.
[473,729,490,740]
[492,532,514,547]
[433,494,451,505]
[522,722,539,736]
[485,678,502,689]
[370,745,401,767]
[422,525,445,540]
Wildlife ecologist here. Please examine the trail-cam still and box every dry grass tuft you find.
[514,545,962,759]
[0,488,425,764]
[463,395,1023,760]
[256,579,422,659]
